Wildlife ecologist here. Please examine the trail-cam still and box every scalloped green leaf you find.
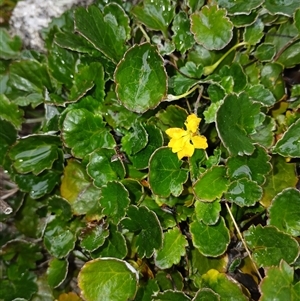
[60,159,101,215]
[149,147,189,197]
[62,108,115,159]
[190,217,230,257]
[0,28,22,60]
[273,118,300,157]
[130,124,164,169]
[250,116,276,148]
[195,200,221,225]
[46,258,68,288]
[115,43,167,113]
[191,5,233,50]
[91,223,127,259]
[199,269,248,301]
[0,94,24,130]
[131,0,175,37]
[87,148,125,188]
[254,43,276,62]
[9,135,60,175]
[227,145,272,185]
[225,178,263,207]
[268,188,300,237]
[43,216,76,258]
[0,119,17,165]
[8,60,53,107]
[68,62,103,102]
[264,0,300,17]
[48,195,72,221]
[216,93,263,156]
[189,149,206,182]
[152,290,191,301]
[193,166,229,202]
[78,258,138,301]
[244,225,300,267]
[75,4,130,63]
[246,84,276,106]
[135,279,160,301]
[121,205,163,258]
[121,179,144,205]
[230,11,258,27]
[243,18,264,45]
[260,261,299,301]
[155,227,188,269]
[193,288,220,301]
[216,0,263,15]
[100,181,130,224]
[80,223,109,252]
[261,156,298,208]
[122,122,148,155]
[260,63,285,101]
[172,12,195,53]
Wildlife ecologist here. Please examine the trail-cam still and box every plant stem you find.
[203,42,249,76]
[138,24,150,43]
[273,35,300,61]
[166,84,200,101]
[225,202,263,281]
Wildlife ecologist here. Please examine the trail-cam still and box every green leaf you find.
[0,29,22,60]
[60,159,101,215]
[152,290,191,301]
[8,60,53,104]
[193,288,220,301]
[9,135,61,175]
[78,258,138,301]
[187,0,205,12]
[246,84,276,107]
[189,149,207,182]
[254,43,276,62]
[250,116,276,148]
[68,62,103,102]
[225,178,263,207]
[295,8,300,32]
[48,196,72,221]
[261,156,298,208]
[122,122,148,155]
[80,223,109,252]
[227,145,272,185]
[216,93,263,156]
[121,179,144,205]
[191,5,233,50]
[264,0,300,16]
[91,223,127,259]
[135,279,160,301]
[190,217,230,257]
[0,94,24,130]
[244,225,300,267]
[75,4,130,63]
[62,108,115,159]
[230,11,258,27]
[268,188,300,237]
[121,205,163,258]
[216,0,263,15]
[259,261,299,301]
[154,227,188,269]
[114,43,167,113]
[193,166,229,202]
[87,148,125,188]
[172,12,195,53]
[243,18,264,45]
[199,269,248,301]
[43,216,76,258]
[100,181,130,224]
[130,124,164,169]
[195,200,221,225]
[260,63,285,101]
[149,147,189,197]
[131,0,175,37]
[273,118,300,157]
[156,105,188,129]
[46,258,68,288]
[0,119,17,165]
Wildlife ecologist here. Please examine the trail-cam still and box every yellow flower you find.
[165,114,208,160]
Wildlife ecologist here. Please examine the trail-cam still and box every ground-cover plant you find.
[1,0,300,300]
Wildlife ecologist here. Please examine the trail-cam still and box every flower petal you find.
[177,141,194,159]
[191,135,208,149]
[185,114,201,133]
[169,135,189,152]
[166,128,186,139]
